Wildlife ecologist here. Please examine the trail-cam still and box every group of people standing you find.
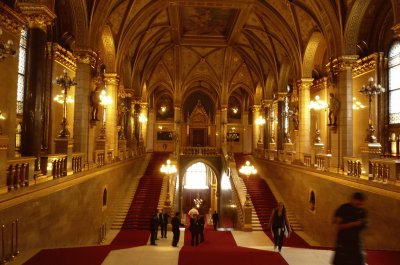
[188,207,205,246]
[150,209,185,247]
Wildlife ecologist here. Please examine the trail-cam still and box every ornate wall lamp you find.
[0,28,16,61]
[99,89,112,139]
[54,70,76,138]
[359,77,385,143]
[309,95,328,144]
[160,159,177,206]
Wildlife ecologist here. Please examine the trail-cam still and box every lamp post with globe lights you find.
[160,159,177,207]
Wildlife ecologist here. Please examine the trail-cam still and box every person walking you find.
[189,214,199,246]
[150,212,159,245]
[171,212,184,247]
[268,202,292,252]
[212,211,219,230]
[332,192,368,265]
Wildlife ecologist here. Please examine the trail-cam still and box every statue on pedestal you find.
[328,93,340,126]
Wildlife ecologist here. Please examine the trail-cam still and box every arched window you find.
[17,29,27,114]
[388,41,400,124]
[184,162,209,189]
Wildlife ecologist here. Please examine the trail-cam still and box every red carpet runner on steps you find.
[234,154,310,248]
[24,153,169,265]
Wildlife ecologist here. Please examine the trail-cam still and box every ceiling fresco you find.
[181,7,237,38]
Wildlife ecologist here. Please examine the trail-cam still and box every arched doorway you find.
[181,162,218,216]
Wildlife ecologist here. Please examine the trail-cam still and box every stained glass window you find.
[16,29,27,115]
[389,41,400,124]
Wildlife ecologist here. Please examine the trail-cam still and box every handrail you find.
[181,146,219,156]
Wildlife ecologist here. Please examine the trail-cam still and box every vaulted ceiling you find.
[49,0,396,103]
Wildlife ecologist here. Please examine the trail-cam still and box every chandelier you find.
[193,193,203,208]
[0,28,16,61]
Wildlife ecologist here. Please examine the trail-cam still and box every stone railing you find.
[304,153,312,167]
[6,157,36,191]
[181,146,219,156]
[315,154,332,171]
[370,158,400,183]
[94,150,105,167]
[72,153,84,173]
[47,155,67,179]
[343,157,362,177]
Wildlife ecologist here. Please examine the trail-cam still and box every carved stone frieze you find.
[17,2,56,31]
[118,88,134,98]
[352,53,382,78]
[49,43,77,71]
[0,2,26,34]
[326,55,359,75]
[104,73,120,86]
[74,49,98,68]
[311,77,328,93]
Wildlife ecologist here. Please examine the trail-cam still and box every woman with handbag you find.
[268,202,292,252]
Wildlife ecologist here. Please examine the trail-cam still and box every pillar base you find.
[243,204,252,232]
[313,143,324,165]
[54,137,74,174]
[360,142,382,179]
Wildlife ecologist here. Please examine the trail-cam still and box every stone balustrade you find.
[369,158,400,183]
[315,154,332,171]
[6,157,36,191]
[343,157,362,177]
[304,153,312,167]
[48,155,67,179]
[94,150,105,167]
[72,153,84,173]
[181,146,219,156]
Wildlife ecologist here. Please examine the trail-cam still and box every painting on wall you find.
[181,7,237,37]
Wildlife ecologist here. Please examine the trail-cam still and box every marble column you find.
[336,56,358,161]
[174,106,181,156]
[221,105,228,152]
[140,103,148,146]
[277,93,287,150]
[252,105,261,150]
[298,78,313,161]
[19,3,55,163]
[104,73,119,157]
[73,49,97,166]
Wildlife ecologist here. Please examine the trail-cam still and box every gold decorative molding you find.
[311,77,328,93]
[118,88,134,98]
[17,2,56,31]
[74,49,98,68]
[326,55,359,75]
[297,78,314,90]
[276,92,288,102]
[392,23,400,39]
[0,2,26,34]
[104,73,120,86]
[352,53,381,78]
[50,43,77,71]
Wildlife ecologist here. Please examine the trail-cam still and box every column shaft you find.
[298,78,313,159]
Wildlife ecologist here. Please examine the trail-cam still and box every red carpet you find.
[23,153,169,265]
[179,224,288,265]
[235,154,310,248]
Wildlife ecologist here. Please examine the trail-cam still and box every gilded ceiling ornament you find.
[74,49,98,68]
[50,43,77,71]
[352,53,384,78]
[17,2,56,31]
[0,3,25,34]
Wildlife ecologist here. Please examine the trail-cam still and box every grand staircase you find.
[234,154,302,233]
[119,152,170,230]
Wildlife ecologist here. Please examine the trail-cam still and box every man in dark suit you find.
[190,214,199,246]
[159,209,169,238]
[171,212,184,247]
[150,212,159,245]
[212,211,219,230]
[198,215,205,243]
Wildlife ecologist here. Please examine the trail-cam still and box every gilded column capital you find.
[17,2,56,31]
[104,73,120,86]
[140,102,148,111]
[49,43,77,71]
[392,23,400,39]
[297,78,314,90]
[327,55,359,75]
[277,92,288,101]
[118,88,134,98]
[352,53,382,77]
[0,2,25,34]
[74,49,98,68]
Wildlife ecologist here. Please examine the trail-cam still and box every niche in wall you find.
[309,190,316,212]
